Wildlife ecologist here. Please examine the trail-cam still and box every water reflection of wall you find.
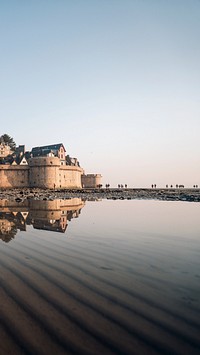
[0,198,85,243]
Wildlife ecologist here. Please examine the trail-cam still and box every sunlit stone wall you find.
[59,166,83,189]
[81,174,102,188]
[29,156,60,189]
[29,157,83,189]
[0,165,29,188]
[0,158,98,189]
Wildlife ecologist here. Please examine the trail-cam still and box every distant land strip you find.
[0,188,200,202]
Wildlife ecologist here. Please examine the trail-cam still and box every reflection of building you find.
[0,199,85,242]
[0,217,17,242]
[0,210,26,242]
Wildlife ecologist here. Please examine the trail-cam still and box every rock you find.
[15,197,22,202]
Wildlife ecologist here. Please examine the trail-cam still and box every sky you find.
[0,0,200,188]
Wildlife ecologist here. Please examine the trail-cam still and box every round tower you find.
[29,156,60,189]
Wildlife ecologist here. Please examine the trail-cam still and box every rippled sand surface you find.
[0,200,200,354]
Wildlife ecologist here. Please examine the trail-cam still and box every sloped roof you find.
[19,156,28,165]
[31,143,66,157]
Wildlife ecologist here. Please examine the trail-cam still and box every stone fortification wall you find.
[59,166,83,189]
[0,157,99,189]
[29,157,60,189]
[81,174,102,188]
[29,157,83,189]
[0,165,29,188]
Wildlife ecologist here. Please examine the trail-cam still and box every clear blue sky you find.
[1,0,199,187]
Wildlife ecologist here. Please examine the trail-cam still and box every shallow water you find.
[0,199,199,354]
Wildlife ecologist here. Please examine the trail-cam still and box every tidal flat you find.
[0,198,199,354]
[0,187,200,202]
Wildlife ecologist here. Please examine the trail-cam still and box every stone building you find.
[81,174,102,188]
[0,141,13,159]
[0,142,102,189]
[31,143,66,165]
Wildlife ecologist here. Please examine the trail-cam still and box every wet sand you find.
[0,199,200,354]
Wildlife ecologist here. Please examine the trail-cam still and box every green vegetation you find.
[0,134,16,151]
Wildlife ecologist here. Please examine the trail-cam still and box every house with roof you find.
[12,156,28,166]
[31,143,66,165]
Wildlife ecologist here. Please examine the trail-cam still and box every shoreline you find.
[0,187,200,202]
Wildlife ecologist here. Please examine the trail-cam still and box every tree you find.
[0,134,16,150]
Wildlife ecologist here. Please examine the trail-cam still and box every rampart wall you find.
[0,198,85,213]
[0,165,29,188]
[59,166,83,189]
[81,174,102,188]
[29,157,60,189]
[0,157,84,189]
